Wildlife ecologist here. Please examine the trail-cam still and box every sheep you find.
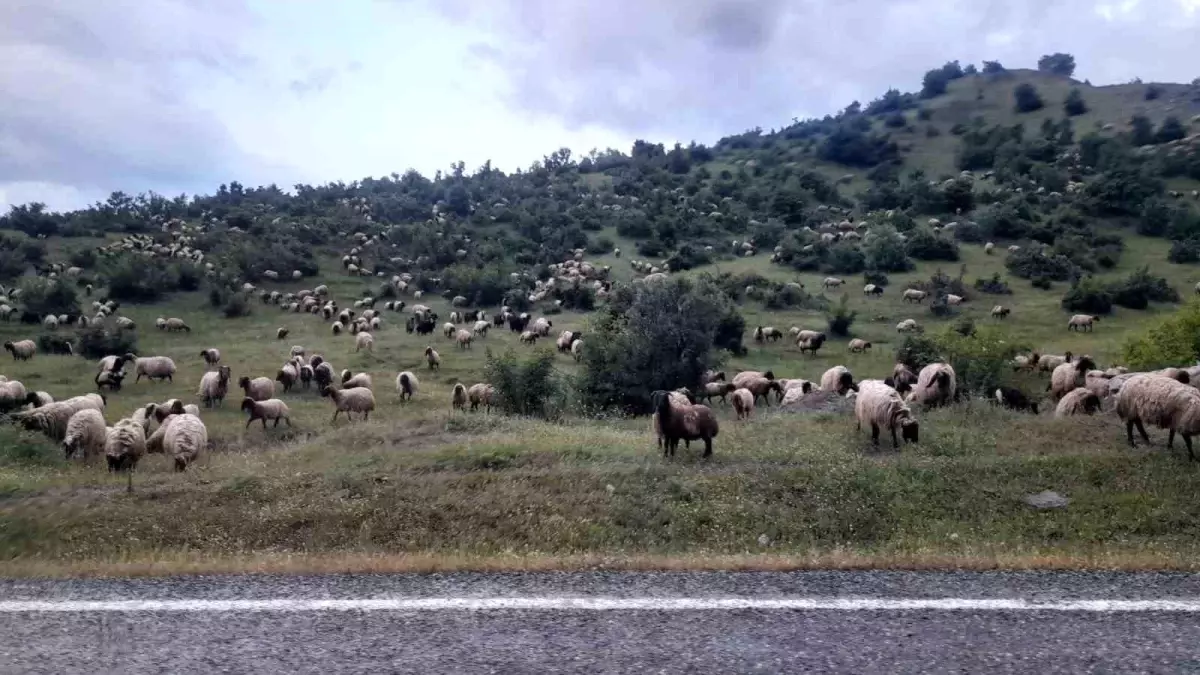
[200,348,221,367]
[863,284,884,297]
[114,316,136,330]
[331,321,345,335]
[855,380,919,450]
[134,356,176,383]
[945,294,964,305]
[193,365,233,408]
[239,375,276,401]
[703,370,726,384]
[984,242,995,255]
[26,391,53,409]
[242,397,291,429]
[277,327,290,340]
[651,389,694,450]
[473,320,490,337]
[42,315,59,330]
[519,330,538,344]
[907,363,957,407]
[732,370,775,389]
[355,332,374,352]
[396,371,419,402]
[1055,388,1103,418]
[16,394,106,442]
[468,383,495,412]
[1117,374,1200,458]
[822,277,844,290]
[323,385,376,422]
[276,363,299,392]
[652,389,718,458]
[3,339,35,361]
[443,322,457,338]
[105,418,147,492]
[991,305,1011,319]
[164,317,191,332]
[298,364,314,389]
[571,339,583,362]
[341,370,372,390]
[902,289,927,303]
[701,381,737,404]
[532,317,553,336]
[731,388,754,420]
[0,379,29,413]
[1067,314,1100,332]
[882,364,918,396]
[1050,355,1097,401]
[1085,370,1114,400]
[779,380,815,406]
[63,409,106,460]
[455,329,473,349]
[290,345,306,358]
[556,330,581,351]
[848,338,872,353]
[1038,352,1073,374]
[798,333,827,356]
[312,362,336,391]
[425,346,441,370]
[897,319,920,333]
[994,386,1039,414]
[162,413,207,471]
[94,369,126,392]
[451,383,468,410]
[820,366,858,395]
[742,376,782,406]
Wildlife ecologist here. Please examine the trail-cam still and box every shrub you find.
[1064,88,1088,116]
[916,108,932,121]
[173,263,203,292]
[1108,267,1180,309]
[1005,248,1078,281]
[1013,83,1044,113]
[973,273,1012,294]
[74,324,138,361]
[222,292,253,318]
[484,348,566,419]
[1145,84,1162,101]
[863,270,890,287]
[825,296,858,337]
[1031,277,1053,290]
[763,283,825,311]
[1168,239,1200,264]
[1037,52,1076,77]
[933,326,1028,396]
[0,426,59,467]
[103,255,173,303]
[1061,278,1113,314]
[911,267,970,299]
[17,277,80,318]
[905,227,960,261]
[1122,299,1200,370]
[863,226,914,272]
[36,333,74,355]
[824,242,866,274]
[895,334,942,371]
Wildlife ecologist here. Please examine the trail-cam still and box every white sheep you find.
[239,376,276,401]
[468,383,495,412]
[97,352,136,374]
[532,317,553,336]
[200,348,221,367]
[425,346,441,371]
[331,321,344,335]
[855,380,919,449]
[946,294,964,305]
[451,383,468,410]
[0,380,28,413]
[1055,388,1103,418]
[991,305,1011,319]
[902,289,927,303]
[1117,374,1200,457]
[276,363,299,392]
[907,363,957,407]
[42,315,59,330]
[341,370,372,390]
[984,242,995,254]
[456,329,473,349]
[473,320,490,337]
[322,385,376,422]
[16,394,106,442]
[396,371,419,402]
[355,332,374,353]
[820,366,857,395]
[1067,314,1100,332]
[162,414,207,471]
[63,408,107,460]
[730,388,754,420]
[277,327,290,340]
[571,339,583,362]
[194,365,231,408]
[241,397,291,429]
[3,339,36,361]
[135,356,177,383]
[105,418,147,492]
[848,338,872,353]
[897,319,920,333]
[1050,356,1097,401]
[822,277,844,290]
[164,317,191,332]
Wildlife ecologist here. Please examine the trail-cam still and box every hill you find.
[4,56,1200,575]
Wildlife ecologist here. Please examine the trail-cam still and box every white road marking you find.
[1,597,1200,613]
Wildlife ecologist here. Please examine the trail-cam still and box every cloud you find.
[431,0,1200,141]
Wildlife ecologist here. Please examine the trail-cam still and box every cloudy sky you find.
[2,0,1199,211]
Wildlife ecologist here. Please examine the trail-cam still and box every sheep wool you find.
[854,380,919,449]
[652,390,718,458]
[396,371,419,401]
[1055,388,1102,418]
[323,386,376,422]
[105,418,147,491]
[163,414,207,471]
[62,408,107,460]
[908,363,957,407]
[239,376,276,401]
[451,383,468,410]
[3,339,36,361]
[1050,356,1096,401]
[0,379,29,413]
[200,348,221,366]
[355,332,374,352]
[1116,374,1200,457]
[820,366,856,395]
[341,371,372,390]
[242,397,291,429]
[18,393,106,442]
[467,383,495,412]
[731,388,754,420]
[732,370,774,389]
[197,365,232,407]
[135,356,177,383]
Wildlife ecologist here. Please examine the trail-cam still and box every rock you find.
[1024,490,1070,510]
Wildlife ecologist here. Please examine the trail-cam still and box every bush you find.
[1122,299,1200,370]
[973,273,1012,294]
[209,286,254,318]
[1031,277,1053,290]
[933,326,1028,396]
[895,334,942,371]
[825,296,858,337]
[763,283,825,311]
[1108,267,1180,309]
[824,242,866,274]
[36,333,75,355]
[173,263,203,292]
[0,426,59,467]
[863,270,890,287]
[484,348,566,419]
[74,324,138,361]
[103,255,173,303]
[1037,52,1076,77]
[17,277,80,318]
[1145,84,1162,101]
[905,227,959,261]
[863,226,914,272]
[1014,83,1044,112]
[1064,88,1088,116]
[911,267,971,299]
[1061,278,1113,314]
[1005,248,1078,281]
[1168,239,1200,264]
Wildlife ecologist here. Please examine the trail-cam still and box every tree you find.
[1155,116,1187,144]
[1013,83,1044,113]
[1037,53,1076,77]
[1063,88,1088,116]
[1129,114,1155,146]
[982,61,1006,74]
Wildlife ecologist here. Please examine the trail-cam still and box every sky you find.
[1,0,1199,212]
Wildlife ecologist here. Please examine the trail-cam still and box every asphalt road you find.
[3,570,1200,673]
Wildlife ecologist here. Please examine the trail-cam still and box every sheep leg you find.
[870,423,881,447]
[889,426,900,450]
[332,410,340,423]
[702,437,712,458]
[1135,419,1151,444]
[262,418,268,429]
[246,418,254,429]
[1185,434,1196,461]
[126,470,133,494]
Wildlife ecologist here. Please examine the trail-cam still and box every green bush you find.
[1061,278,1113,314]
[35,333,74,355]
[1108,267,1180,310]
[1013,83,1044,112]
[863,226,914,272]
[863,270,890,287]
[0,426,60,467]
[933,325,1028,396]
[895,334,942,371]
[1122,299,1200,369]
[824,242,867,274]
[905,227,960,261]
[17,277,79,318]
[1005,248,1077,281]
[484,348,566,419]
[103,255,173,302]
[973,273,1012,295]
[74,324,138,360]
[825,296,858,337]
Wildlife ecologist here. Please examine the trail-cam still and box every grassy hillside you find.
[4,59,1200,575]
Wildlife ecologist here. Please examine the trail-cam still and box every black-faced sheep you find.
[848,338,872,353]
[94,369,126,392]
[994,386,1039,414]
[239,375,276,401]
[341,370,372,390]
[241,397,291,429]
[424,346,441,371]
[907,363,957,407]
[200,348,221,367]
[1050,355,1097,401]
[1067,314,1100,332]
[105,418,147,492]
[198,365,232,407]
[1055,388,1102,418]
[701,381,737,404]
[3,339,35,361]
[854,380,919,450]
[396,371,419,402]
[451,383,467,410]
[164,317,191,332]
[322,385,376,422]
[731,388,754,420]
[652,389,718,458]
[62,408,107,460]
[820,366,858,395]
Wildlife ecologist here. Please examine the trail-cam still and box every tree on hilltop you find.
[1037,53,1076,78]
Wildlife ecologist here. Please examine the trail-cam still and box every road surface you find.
[2,570,1200,673]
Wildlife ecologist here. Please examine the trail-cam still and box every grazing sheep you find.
[1055,388,1103,418]
[42,315,58,330]
[731,388,754,420]
[455,329,473,349]
[290,345,306,358]
[703,370,726,384]
[105,418,147,492]
[133,356,176,383]
[322,385,376,422]
[742,376,782,406]
[355,332,374,353]
[0,379,30,414]
[848,338,872,353]
[200,348,221,367]
[908,363,957,407]
[1067,314,1100,332]
[242,397,291,429]
[984,242,995,255]
[1038,352,1073,374]
[164,317,190,332]
[62,409,107,460]
[115,317,135,330]
[1117,374,1200,457]
[451,383,468,410]
[1050,355,1097,401]
[822,277,844,290]
[1084,370,1114,400]
[701,381,737,404]
[798,333,827,356]
[467,383,495,412]
[780,380,815,406]
[732,370,775,389]
[3,339,36,361]
[197,365,232,407]
[161,413,207,471]
[443,322,456,338]
[571,339,583,362]
[991,305,1011,319]
[341,370,372,390]
[902,289,927,303]
[652,389,718,458]
[556,330,581,352]
[863,284,884,296]
[331,322,344,335]
[473,320,490,337]
[855,380,919,449]
[519,330,538,344]
[1012,353,1041,373]
[94,369,126,391]
[277,327,289,340]
[276,363,299,392]
[16,394,106,442]
[299,364,314,389]
[897,319,920,333]
[995,386,1039,414]
[532,317,553,336]
[239,375,276,401]
[820,366,858,395]
[396,371,419,402]
[26,391,53,409]
[945,294,964,305]
[424,346,441,370]
[313,362,336,390]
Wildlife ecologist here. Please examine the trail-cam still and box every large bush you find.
[933,326,1028,396]
[905,227,959,261]
[103,255,174,302]
[1060,278,1113,314]
[484,348,566,419]
[75,324,138,360]
[1005,248,1078,281]
[1122,299,1200,370]
[825,296,857,337]
[17,277,79,318]
[1108,267,1179,310]
[863,226,914,272]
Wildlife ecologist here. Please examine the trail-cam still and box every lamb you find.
[98,353,136,374]
[16,394,106,442]
[105,418,147,492]
[1085,370,1114,399]
[652,389,718,458]
[134,356,177,383]
[241,397,291,429]
[945,294,964,305]
[299,364,314,389]
[424,346,441,371]
[341,370,372,390]
[451,383,468,410]
[854,380,919,450]
[991,305,1011,319]
[730,388,754,420]
[3,340,35,361]
[1055,388,1103,418]
[701,381,737,404]
[355,332,374,353]
[164,317,191,332]
[239,375,276,401]
[820,366,858,395]
[473,320,490,337]
[902,289,927,303]
[443,322,457,338]
[94,369,126,391]
[455,329,473,349]
[863,284,884,296]
[200,348,221,367]
[42,315,58,330]
[1050,355,1097,401]
[277,327,290,340]
[984,242,995,255]
[396,371,419,402]
[0,379,29,413]
[519,330,538,344]
[467,383,495,412]
[885,363,918,394]
[532,317,553,336]
[1067,314,1100,332]
[907,363,957,407]
[62,409,106,460]
[332,322,344,335]
[323,385,376,422]
[848,338,872,353]
[276,363,299,392]
[897,319,920,333]
[994,386,1039,414]
[1117,374,1200,458]
[741,376,782,406]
